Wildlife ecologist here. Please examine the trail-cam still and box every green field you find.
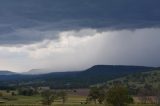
[0,90,87,105]
[0,93,157,106]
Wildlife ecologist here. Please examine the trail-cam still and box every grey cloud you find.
[0,29,59,45]
[0,0,160,45]
[0,28,160,71]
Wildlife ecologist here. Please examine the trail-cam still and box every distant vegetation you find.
[106,69,160,92]
[100,69,160,104]
[0,65,159,106]
[0,65,155,89]
[0,84,159,106]
[41,90,67,106]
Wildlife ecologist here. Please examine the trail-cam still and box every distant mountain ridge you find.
[23,65,155,75]
[0,70,16,75]
[22,69,54,75]
[0,65,156,88]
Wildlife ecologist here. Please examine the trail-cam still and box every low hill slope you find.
[0,65,155,88]
[106,68,160,88]
[0,70,16,75]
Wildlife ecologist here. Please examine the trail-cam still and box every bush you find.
[105,85,133,106]
[41,90,58,106]
[11,92,16,96]
[0,92,3,97]
[87,86,105,104]
[18,87,35,96]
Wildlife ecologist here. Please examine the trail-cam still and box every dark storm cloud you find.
[0,0,160,45]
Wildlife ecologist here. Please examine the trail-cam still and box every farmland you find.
[0,89,87,105]
[0,69,160,106]
[0,89,158,106]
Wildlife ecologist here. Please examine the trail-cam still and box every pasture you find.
[0,89,157,106]
[0,89,87,105]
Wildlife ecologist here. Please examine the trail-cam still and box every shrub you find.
[105,85,133,106]
[0,92,3,97]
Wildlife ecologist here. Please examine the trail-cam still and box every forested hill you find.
[106,68,160,89]
[0,65,155,89]
[77,65,155,83]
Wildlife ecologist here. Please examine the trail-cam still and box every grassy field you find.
[0,94,157,106]
[0,89,87,105]
[0,94,87,104]
[0,89,158,106]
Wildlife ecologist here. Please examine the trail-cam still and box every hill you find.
[22,69,55,75]
[0,65,155,89]
[106,68,160,89]
[0,70,16,75]
[78,65,154,83]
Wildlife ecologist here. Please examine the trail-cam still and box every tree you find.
[18,87,35,96]
[58,91,67,104]
[41,90,58,106]
[11,92,16,96]
[138,88,148,104]
[98,89,105,104]
[87,87,105,104]
[155,85,160,106]
[105,85,133,106]
[0,92,3,97]
[6,89,10,93]
[138,84,154,104]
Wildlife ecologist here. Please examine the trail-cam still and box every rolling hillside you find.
[0,65,155,89]
[106,68,160,88]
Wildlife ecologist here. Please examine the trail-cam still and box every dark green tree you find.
[105,85,133,106]
[0,92,3,97]
[98,89,105,104]
[155,85,160,106]
[87,87,105,104]
[58,91,67,104]
[41,90,58,106]
[11,92,16,96]
[18,87,35,96]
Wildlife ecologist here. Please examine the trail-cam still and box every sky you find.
[0,0,160,72]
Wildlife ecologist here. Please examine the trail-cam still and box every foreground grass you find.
[0,93,157,106]
[0,94,86,105]
[0,104,157,106]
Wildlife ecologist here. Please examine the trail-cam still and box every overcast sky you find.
[0,0,160,72]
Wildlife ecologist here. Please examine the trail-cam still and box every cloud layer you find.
[0,28,160,72]
[0,0,160,45]
[0,0,160,72]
